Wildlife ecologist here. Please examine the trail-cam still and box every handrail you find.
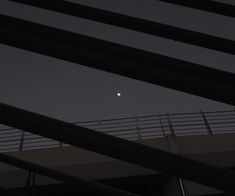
[0,109,235,152]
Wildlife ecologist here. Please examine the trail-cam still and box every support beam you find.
[0,153,138,196]
[158,0,235,18]
[1,103,235,192]
[1,14,235,105]
[8,0,235,54]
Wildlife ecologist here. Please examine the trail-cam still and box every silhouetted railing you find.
[0,109,235,152]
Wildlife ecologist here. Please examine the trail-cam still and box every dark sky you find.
[0,0,235,122]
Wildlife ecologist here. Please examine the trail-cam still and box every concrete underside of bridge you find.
[2,133,235,195]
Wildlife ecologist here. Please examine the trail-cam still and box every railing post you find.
[59,141,63,148]
[200,109,213,135]
[166,113,175,136]
[135,115,141,140]
[98,120,102,132]
[19,130,25,151]
[159,114,167,137]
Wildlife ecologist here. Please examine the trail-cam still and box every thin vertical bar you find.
[159,114,167,137]
[59,141,63,148]
[98,120,102,132]
[200,110,213,135]
[166,113,175,136]
[135,115,141,140]
[19,130,25,151]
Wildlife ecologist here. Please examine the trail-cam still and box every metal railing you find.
[0,109,235,152]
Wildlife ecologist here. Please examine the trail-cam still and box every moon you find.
[116,92,122,97]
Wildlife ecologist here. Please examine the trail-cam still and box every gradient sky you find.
[0,0,235,124]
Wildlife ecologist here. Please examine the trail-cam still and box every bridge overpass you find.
[1,109,235,195]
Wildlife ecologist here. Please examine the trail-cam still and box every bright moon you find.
[117,92,122,97]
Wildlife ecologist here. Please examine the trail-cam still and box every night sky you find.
[0,0,235,123]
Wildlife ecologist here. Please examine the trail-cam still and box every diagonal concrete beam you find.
[1,14,235,105]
